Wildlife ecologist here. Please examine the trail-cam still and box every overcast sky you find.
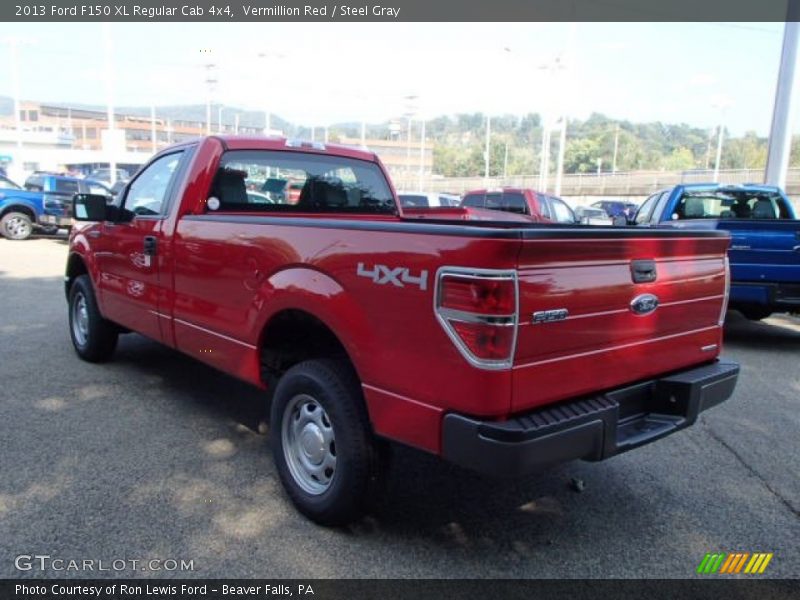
[0,22,796,135]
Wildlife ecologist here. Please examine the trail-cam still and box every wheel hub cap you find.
[281,394,337,495]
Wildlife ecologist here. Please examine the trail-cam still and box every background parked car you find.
[0,173,111,240]
[87,168,131,185]
[461,188,575,223]
[398,191,461,208]
[591,199,638,222]
[575,205,612,225]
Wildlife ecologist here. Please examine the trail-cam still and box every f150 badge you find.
[357,263,428,290]
[630,293,659,315]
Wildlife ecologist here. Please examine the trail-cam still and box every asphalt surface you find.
[0,237,798,579]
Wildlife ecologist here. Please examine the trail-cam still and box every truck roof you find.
[677,182,783,193]
[181,135,381,163]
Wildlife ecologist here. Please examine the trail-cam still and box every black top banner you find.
[2,0,799,22]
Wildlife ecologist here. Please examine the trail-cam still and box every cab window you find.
[209,150,395,214]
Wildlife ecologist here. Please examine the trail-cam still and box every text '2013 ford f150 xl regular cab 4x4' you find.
[66,136,739,525]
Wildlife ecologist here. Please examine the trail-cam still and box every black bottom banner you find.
[2,579,798,600]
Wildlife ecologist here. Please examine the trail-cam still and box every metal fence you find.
[392,168,800,198]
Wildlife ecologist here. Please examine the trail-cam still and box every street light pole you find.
[765,14,799,188]
[218,105,224,133]
[713,123,724,182]
[418,118,426,191]
[102,24,117,185]
[612,123,620,173]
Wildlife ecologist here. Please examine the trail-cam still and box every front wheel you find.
[68,275,119,362]
[270,359,388,526]
[1,211,34,240]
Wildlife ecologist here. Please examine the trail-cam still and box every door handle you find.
[630,259,657,283]
[143,236,157,256]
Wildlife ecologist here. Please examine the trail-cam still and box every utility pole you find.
[503,140,509,179]
[484,114,491,182]
[539,126,550,192]
[102,24,117,185]
[234,113,240,135]
[612,123,620,173]
[555,117,567,196]
[7,38,23,149]
[203,63,216,136]
[150,105,156,153]
[765,11,799,188]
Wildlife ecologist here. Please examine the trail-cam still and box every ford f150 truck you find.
[66,137,739,525]
[633,183,799,320]
[0,174,110,240]
[461,187,577,224]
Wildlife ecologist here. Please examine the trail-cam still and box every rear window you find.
[674,190,793,220]
[54,179,80,195]
[399,194,429,208]
[462,192,528,215]
[209,150,396,214]
[24,175,44,192]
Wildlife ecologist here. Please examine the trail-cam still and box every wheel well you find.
[259,310,355,386]
[65,253,88,299]
[0,204,35,221]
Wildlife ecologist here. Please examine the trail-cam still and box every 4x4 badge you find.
[630,293,659,315]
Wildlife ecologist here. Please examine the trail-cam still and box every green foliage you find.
[417,111,771,177]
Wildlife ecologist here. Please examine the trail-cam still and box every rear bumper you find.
[441,359,739,477]
[39,214,73,228]
[731,282,800,308]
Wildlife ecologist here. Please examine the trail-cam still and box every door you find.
[95,151,185,342]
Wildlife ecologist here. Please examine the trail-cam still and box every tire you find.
[738,306,773,321]
[1,211,34,240]
[270,359,388,526]
[68,275,118,362]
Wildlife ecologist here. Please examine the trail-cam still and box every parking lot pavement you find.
[0,237,797,579]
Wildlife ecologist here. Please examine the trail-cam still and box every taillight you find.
[719,255,730,326]
[434,268,518,369]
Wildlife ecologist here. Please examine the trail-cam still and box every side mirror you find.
[612,215,628,226]
[73,193,108,222]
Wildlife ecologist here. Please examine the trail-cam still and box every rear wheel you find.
[738,306,773,321]
[1,211,34,240]
[270,359,388,526]
[68,275,118,362]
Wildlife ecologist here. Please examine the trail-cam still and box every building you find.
[0,100,433,185]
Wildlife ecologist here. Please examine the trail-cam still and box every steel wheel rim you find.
[71,292,89,347]
[5,216,31,239]
[281,393,337,495]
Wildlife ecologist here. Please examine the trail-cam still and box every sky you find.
[0,22,797,135]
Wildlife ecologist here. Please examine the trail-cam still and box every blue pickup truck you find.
[0,173,110,240]
[633,183,799,320]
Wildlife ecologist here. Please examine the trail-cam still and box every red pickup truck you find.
[66,136,739,525]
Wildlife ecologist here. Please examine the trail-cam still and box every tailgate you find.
[511,231,730,413]
[724,220,800,284]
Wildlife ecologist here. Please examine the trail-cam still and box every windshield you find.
[674,190,794,220]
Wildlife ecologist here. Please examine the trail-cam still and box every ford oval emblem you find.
[630,293,659,315]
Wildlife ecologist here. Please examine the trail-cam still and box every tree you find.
[662,147,696,171]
